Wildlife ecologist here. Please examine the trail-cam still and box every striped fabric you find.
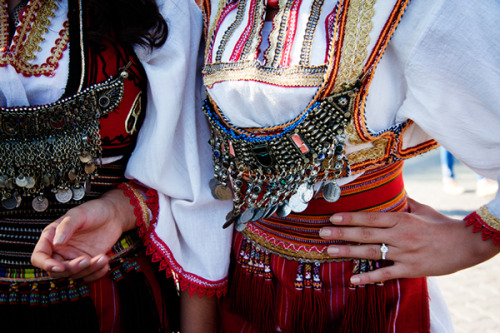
[223,161,430,333]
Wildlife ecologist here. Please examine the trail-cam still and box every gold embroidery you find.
[125,92,143,135]
[0,2,8,52]
[477,205,500,232]
[22,0,59,61]
[0,0,69,77]
[203,61,326,87]
[122,183,151,230]
[332,0,375,92]
[242,228,347,262]
[345,122,390,167]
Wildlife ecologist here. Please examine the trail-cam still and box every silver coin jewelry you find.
[0,65,130,211]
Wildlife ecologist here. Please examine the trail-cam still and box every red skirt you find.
[222,161,430,333]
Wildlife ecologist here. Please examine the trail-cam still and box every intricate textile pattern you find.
[465,205,500,246]
[0,0,69,77]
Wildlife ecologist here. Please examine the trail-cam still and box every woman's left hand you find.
[319,197,500,285]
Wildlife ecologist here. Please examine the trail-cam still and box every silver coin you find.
[288,192,306,211]
[32,195,49,212]
[25,176,36,189]
[301,185,314,203]
[55,188,73,203]
[235,219,248,232]
[2,195,19,210]
[71,185,86,201]
[290,199,308,213]
[15,176,28,188]
[239,208,255,224]
[264,204,279,219]
[322,182,341,202]
[251,207,266,221]
[277,203,291,217]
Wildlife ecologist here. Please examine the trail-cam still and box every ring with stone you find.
[380,243,388,260]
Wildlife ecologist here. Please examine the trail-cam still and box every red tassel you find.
[340,260,388,333]
[228,241,276,333]
[365,284,387,333]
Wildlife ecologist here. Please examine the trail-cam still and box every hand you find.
[31,189,137,282]
[319,198,500,285]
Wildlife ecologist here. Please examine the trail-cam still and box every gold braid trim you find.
[331,0,375,93]
[121,183,151,231]
[346,122,391,165]
[477,205,500,232]
[242,227,349,263]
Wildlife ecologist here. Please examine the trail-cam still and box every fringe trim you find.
[464,210,500,246]
[119,182,228,298]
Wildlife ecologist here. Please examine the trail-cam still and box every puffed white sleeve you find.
[124,0,233,297]
[394,0,500,243]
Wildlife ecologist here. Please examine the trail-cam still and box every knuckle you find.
[360,228,372,241]
[367,246,379,259]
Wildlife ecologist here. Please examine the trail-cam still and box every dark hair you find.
[87,0,168,50]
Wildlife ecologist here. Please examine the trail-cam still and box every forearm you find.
[180,291,219,333]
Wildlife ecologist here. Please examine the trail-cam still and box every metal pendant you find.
[263,204,279,219]
[251,207,266,221]
[301,184,314,203]
[32,195,49,212]
[289,193,308,212]
[235,218,248,232]
[25,176,36,189]
[15,175,28,188]
[209,178,233,200]
[214,184,233,201]
[71,184,86,201]
[239,208,255,224]
[223,211,239,229]
[277,203,292,217]
[322,182,341,202]
[1,193,21,210]
[55,188,73,203]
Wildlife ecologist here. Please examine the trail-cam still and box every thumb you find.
[53,215,77,246]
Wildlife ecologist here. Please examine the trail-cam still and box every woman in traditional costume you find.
[33,0,500,332]
[198,0,500,332]
[0,0,184,331]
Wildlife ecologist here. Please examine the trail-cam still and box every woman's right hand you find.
[31,188,137,281]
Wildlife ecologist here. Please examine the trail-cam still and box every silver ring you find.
[380,243,388,260]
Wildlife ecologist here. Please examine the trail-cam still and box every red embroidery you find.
[464,211,500,246]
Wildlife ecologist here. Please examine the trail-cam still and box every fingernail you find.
[319,228,331,237]
[78,259,90,268]
[350,276,360,284]
[54,234,65,245]
[97,255,107,265]
[50,266,64,273]
[327,246,339,255]
[330,215,343,223]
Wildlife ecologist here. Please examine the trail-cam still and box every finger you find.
[329,211,399,228]
[350,266,402,285]
[70,255,109,280]
[326,243,395,261]
[53,216,75,245]
[82,262,110,282]
[31,223,66,274]
[319,226,387,244]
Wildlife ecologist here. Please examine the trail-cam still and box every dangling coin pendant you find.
[2,193,21,210]
[32,195,49,212]
[71,185,86,201]
[55,188,73,203]
[322,182,341,202]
